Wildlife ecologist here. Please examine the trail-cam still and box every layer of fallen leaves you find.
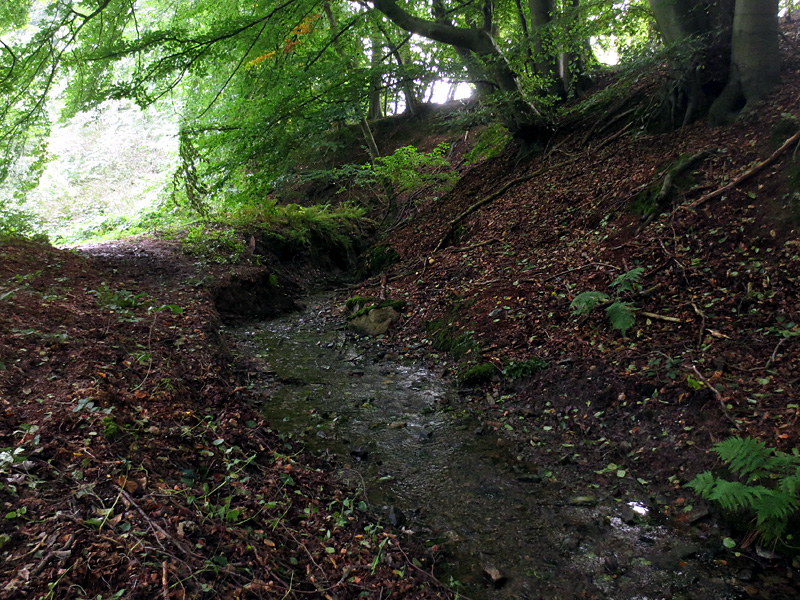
[0,238,446,599]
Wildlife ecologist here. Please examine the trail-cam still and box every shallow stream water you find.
[228,296,752,600]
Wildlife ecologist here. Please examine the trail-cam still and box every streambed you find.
[228,296,751,600]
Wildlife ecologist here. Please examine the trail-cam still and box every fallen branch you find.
[687,130,800,209]
[639,311,682,323]
[433,122,635,253]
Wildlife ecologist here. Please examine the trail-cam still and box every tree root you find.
[686,130,800,210]
[639,149,719,225]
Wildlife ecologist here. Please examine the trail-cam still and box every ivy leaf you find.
[605,302,636,335]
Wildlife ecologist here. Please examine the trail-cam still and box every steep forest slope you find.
[349,21,800,565]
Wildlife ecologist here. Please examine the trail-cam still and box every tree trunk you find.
[648,0,737,128]
[324,3,381,160]
[709,0,780,123]
[527,0,565,97]
[368,30,384,120]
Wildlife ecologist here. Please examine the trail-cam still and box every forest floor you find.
[3,26,800,600]
[0,237,448,599]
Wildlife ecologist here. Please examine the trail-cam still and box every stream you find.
[228,295,753,600]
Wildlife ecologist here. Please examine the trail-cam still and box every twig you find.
[161,561,170,600]
[689,365,742,430]
[765,337,787,371]
[639,311,683,323]
[687,130,800,209]
[591,121,633,153]
[692,303,706,348]
[119,487,201,560]
[542,262,619,282]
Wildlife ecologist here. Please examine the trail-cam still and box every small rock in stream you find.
[387,421,407,429]
[350,446,369,461]
[388,506,406,527]
[483,565,507,588]
[567,495,598,507]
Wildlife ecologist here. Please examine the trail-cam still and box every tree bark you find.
[709,0,780,123]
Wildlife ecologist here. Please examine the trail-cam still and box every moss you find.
[460,363,496,386]
[424,319,478,359]
[347,297,406,320]
[378,298,406,312]
[346,295,372,311]
[770,117,799,150]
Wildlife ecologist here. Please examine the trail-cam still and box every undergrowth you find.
[687,437,800,545]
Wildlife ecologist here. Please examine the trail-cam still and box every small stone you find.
[736,569,753,582]
[387,421,407,429]
[388,506,406,527]
[350,446,369,461]
[483,565,507,588]
[568,496,597,507]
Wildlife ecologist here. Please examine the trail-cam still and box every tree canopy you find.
[0,1,792,222]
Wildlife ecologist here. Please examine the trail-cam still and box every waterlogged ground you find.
[228,296,760,600]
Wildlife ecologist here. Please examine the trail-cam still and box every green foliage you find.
[357,245,400,278]
[687,437,800,543]
[181,227,246,264]
[460,363,495,386]
[605,301,636,336]
[571,267,644,335]
[502,358,548,381]
[610,267,644,293]
[91,283,149,311]
[570,291,610,316]
[463,124,512,165]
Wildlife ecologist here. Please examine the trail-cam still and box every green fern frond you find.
[570,291,609,316]
[610,267,645,293]
[605,301,636,335]
[686,471,717,497]
[712,437,773,478]
[707,480,763,512]
[754,490,798,524]
[689,437,800,543]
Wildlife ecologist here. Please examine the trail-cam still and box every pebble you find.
[483,565,507,588]
[350,446,369,461]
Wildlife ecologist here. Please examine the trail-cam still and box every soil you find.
[3,22,800,600]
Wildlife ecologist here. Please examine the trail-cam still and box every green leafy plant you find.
[502,357,548,381]
[687,437,800,543]
[570,267,645,335]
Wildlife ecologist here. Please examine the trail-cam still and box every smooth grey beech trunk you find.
[709,0,780,123]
